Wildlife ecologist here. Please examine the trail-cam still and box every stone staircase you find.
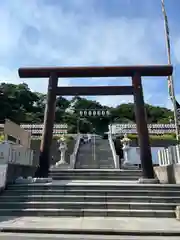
[75,137,114,169]
[95,138,115,169]
[49,169,142,180]
[0,169,180,218]
[75,141,95,169]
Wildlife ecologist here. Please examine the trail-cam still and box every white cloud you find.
[0,0,174,107]
[96,95,134,107]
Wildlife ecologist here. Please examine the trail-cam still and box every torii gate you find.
[18,65,173,180]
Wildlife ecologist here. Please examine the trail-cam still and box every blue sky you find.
[0,0,180,108]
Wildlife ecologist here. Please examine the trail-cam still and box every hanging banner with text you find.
[77,109,110,117]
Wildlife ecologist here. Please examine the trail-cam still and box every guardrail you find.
[108,133,119,169]
[70,134,81,169]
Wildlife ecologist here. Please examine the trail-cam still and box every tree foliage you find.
[0,83,174,133]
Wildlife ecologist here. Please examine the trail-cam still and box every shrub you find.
[127,133,176,141]
[0,134,5,143]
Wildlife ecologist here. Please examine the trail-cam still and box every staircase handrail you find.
[108,133,119,169]
[70,133,81,169]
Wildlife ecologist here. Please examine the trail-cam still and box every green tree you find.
[0,83,175,133]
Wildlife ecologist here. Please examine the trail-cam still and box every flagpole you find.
[161,0,179,141]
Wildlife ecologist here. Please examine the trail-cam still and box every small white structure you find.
[56,136,68,166]
[0,141,34,166]
[121,134,131,165]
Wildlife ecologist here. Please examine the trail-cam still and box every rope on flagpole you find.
[161,0,179,141]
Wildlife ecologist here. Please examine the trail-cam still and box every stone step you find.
[49,173,142,176]
[74,166,115,169]
[49,169,142,173]
[0,208,175,217]
[74,164,116,169]
[7,184,180,191]
[0,201,177,211]
[50,176,140,180]
[76,140,115,169]
[49,171,142,175]
[3,189,180,197]
[1,195,180,203]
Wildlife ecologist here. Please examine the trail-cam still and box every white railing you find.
[70,134,81,169]
[108,134,119,169]
[158,145,180,166]
[0,142,34,166]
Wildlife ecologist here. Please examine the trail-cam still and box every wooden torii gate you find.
[18,65,173,180]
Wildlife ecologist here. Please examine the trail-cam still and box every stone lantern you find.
[55,135,68,166]
[121,133,131,165]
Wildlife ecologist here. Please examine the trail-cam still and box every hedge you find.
[127,133,177,141]
[0,134,74,144]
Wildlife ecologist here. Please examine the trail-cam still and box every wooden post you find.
[132,73,154,179]
[35,73,58,178]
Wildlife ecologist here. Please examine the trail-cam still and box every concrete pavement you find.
[0,217,180,236]
[0,233,180,240]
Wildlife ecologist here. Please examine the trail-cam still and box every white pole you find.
[158,150,163,166]
[161,0,179,141]
[93,130,96,162]
[176,145,180,164]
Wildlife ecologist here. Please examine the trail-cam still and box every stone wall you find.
[1,138,75,187]
[5,163,37,185]
[30,138,75,166]
[154,164,180,184]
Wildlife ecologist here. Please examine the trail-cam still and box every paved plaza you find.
[0,216,180,235]
[1,233,180,240]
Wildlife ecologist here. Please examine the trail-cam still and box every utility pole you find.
[161,0,179,141]
[93,128,96,162]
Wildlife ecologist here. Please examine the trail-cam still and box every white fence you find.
[0,123,177,135]
[0,142,34,166]
[0,124,68,136]
[158,145,180,166]
[110,124,176,134]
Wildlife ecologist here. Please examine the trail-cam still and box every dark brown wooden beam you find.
[18,65,173,78]
[56,86,134,96]
[132,73,154,179]
[35,73,58,178]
